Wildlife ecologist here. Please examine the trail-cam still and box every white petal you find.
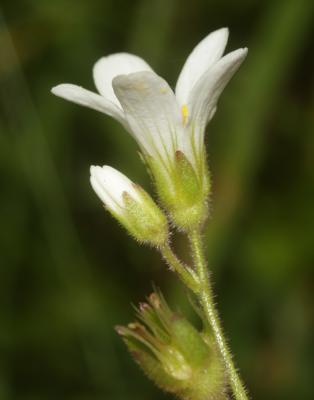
[188,48,248,150]
[175,28,229,105]
[112,71,183,165]
[90,175,120,213]
[90,165,141,213]
[51,84,126,126]
[93,53,153,107]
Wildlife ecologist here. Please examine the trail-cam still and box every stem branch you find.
[160,243,200,293]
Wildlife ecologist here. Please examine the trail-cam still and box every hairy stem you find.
[189,229,249,400]
[160,243,200,293]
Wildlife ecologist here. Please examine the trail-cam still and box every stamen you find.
[181,104,188,126]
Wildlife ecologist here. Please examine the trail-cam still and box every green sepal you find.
[146,151,210,231]
[123,337,187,393]
[170,315,211,368]
[175,150,202,203]
[116,290,227,400]
[107,184,168,247]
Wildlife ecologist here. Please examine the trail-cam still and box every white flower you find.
[52,28,247,171]
[90,165,142,214]
[54,29,248,230]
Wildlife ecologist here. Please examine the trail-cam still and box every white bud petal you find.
[90,165,142,213]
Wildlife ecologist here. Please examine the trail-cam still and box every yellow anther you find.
[181,104,189,126]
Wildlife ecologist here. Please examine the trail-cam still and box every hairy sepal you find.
[146,151,210,231]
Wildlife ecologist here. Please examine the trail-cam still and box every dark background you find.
[0,0,313,399]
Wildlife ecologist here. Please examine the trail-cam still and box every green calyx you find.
[146,151,210,231]
[111,185,168,247]
[116,290,226,400]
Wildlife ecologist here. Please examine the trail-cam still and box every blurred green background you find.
[0,0,313,399]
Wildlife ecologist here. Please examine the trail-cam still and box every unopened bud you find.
[90,165,168,246]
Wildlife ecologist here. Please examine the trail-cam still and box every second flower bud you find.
[90,165,168,247]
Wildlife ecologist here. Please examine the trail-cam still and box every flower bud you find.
[147,150,210,231]
[116,290,226,400]
[90,166,168,246]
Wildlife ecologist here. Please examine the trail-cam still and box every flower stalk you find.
[160,243,200,293]
[189,229,249,400]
